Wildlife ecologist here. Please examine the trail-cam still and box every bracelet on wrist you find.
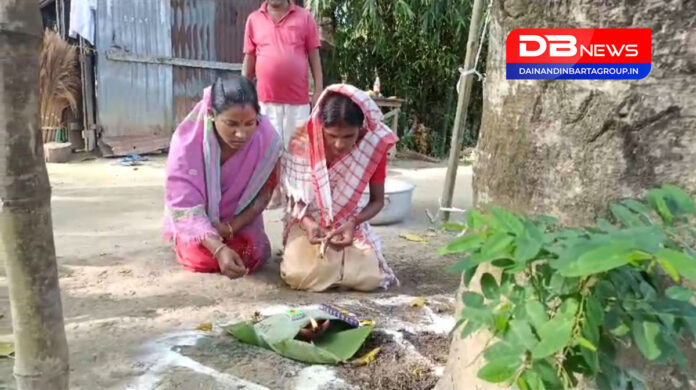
[213,243,226,259]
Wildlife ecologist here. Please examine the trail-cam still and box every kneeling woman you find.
[163,77,282,278]
[280,84,398,292]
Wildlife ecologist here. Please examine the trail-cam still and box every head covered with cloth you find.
[280,84,399,292]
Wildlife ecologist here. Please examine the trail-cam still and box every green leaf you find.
[596,218,617,232]
[520,370,545,390]
[442,222,466,232]
[610,204,645,227]
[462,292,484,308]
[477,355,522,383]
[585,295,604,332]
[467,209,489,230]
[577,336,597,351]
[491,207,524,236]
[461,306,494,326]
[631,320,662,360]
[656,249,696,282]
[608,226,666,253]
[463,265,478,287]
[481,232,515,256]
[514,221,544,263]
[547,272,565,294]
[553,237,610,270]
[509,319,538,350]
[610,323,630,337]
[532,317,574,359]
[532,360,563,389]
[559,244,646,277]
[492,258,515,268]
[535,214,559,227]
[639,281,658,301]
[484,340,524,362]
[394,0,415,20]
[516,377,530,390]
[666,286,693,301]
[531,299,578,359]
[647,190,674,224]
[461,320,482,339]
[580,334,600,373]
[658,332,686,367]
[440,233,485,255]
[495,314,509,333]
[581,297,601,374]
[525,301,549,330]
[658,257,680,282]
[660,185,696,215]
[558,297,580,316]
[481,273,499,300]
[622,199,653,221]
[449,251,511,273]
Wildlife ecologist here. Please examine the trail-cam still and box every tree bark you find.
[437,0,696,389]
[0,1,70,389]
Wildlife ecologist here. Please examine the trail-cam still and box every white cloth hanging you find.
[68,0,97,45]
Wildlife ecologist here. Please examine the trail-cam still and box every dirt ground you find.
[0,156,473,390]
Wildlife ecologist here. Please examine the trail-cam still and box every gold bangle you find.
[227,223,234,238]
[213,243,226,259]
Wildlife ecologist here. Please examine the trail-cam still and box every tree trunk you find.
[0,1,70,389]
[437,0,696,389]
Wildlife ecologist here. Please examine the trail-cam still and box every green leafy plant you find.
[442,185,696,389]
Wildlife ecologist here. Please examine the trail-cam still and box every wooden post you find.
[389,108,399,159]
[440,0,486,221]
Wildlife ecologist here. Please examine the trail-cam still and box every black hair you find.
[319,92,364,128]
[211,76,260,115]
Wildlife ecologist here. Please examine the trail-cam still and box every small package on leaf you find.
[224,307,373,365]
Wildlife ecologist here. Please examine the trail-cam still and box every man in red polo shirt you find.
[242,0,323,149]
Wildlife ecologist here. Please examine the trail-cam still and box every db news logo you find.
[506,28,651,80]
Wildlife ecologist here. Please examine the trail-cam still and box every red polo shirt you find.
[244,2,321,105]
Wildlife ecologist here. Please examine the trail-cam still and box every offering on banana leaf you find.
[224,306,374,365]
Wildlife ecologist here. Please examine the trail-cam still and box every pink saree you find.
[163,87,282,273]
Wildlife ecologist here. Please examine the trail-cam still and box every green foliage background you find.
[310,0,485,156]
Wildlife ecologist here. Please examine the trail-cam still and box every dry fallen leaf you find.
[0,342,14,358]
[400,233,427,243]
[410,297,427,308]
[353,346,381,366]
[409,365,428,379]
[196,322,213,331]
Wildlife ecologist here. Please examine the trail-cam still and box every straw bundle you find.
[40,30,80,143]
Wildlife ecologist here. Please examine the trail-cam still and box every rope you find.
[457,0,493,90]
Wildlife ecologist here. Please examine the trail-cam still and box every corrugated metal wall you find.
[96,0,173,154]
[95,0,261,155]
[171,0,261,124]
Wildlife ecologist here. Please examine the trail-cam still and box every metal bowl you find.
[361,178,415,225]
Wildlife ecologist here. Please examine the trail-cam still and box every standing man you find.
[243,0,323,148]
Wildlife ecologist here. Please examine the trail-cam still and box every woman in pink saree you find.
[163,76,282,278]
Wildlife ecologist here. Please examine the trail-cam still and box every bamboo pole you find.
[440,0,486,221]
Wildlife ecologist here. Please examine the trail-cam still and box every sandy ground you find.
[0,156,473,390]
